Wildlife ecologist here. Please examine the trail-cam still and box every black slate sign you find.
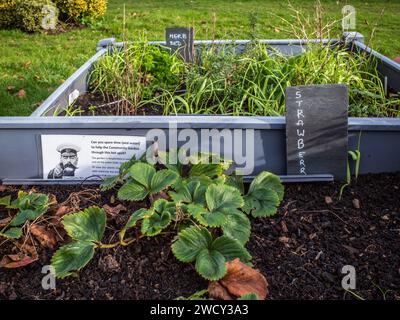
[165,27,194,62]
[285,84,348,180]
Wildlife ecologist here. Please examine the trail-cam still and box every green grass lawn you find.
[0,0,399,116]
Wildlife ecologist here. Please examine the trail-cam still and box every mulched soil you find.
[0,172,399,300]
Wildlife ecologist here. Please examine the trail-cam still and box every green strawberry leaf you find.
[10,207,47,226]
[0,195,11,207]
[117,179,149,201]
[129,162,156,189]
[141,211,171,236]
[243,188,280,218]
[249,172,284,201]
[221,209,251,245]
[205,184,244,212]
[50,241,95,278]
[62,206,105,243]
[211,235,252,262]
[195,248,227,281]
[172,226,213,263]
[150,169,179,194]
[100,175,120,191]
[0,227,23,239]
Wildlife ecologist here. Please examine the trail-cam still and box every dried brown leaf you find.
[0,253,37,269]
[103,204,127,218]
[29,224,57,249]
[208,281,233,300]
[219,258,268,300]
[0,217,11,227]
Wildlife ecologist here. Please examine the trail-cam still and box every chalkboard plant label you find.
[165,27,194,62]
[285,84,348,180]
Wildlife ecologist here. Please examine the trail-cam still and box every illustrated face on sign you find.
[56,143,81,177]
[60,150,78,170]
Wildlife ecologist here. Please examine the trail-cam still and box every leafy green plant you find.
[51,150,284,281]
[339,132,362,199]
[0,191,49,239]
[172,226,251,280]
[50,206,107,278]
[16,0,59,33]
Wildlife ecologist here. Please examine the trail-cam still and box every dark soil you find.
[66,92,163,116]
[0,172,399,300]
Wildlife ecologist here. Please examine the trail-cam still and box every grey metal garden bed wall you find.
[0,33,399,184]
[0,116,399,184]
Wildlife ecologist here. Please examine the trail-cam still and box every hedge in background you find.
[0,0,17,29]
[16,0,59,32]
[55,0,107,22]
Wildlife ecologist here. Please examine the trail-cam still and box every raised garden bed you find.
[1,171,399,300]
[0,33,398,184]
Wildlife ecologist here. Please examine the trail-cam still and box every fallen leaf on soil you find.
[0,217,11,227]
[0,253,37,269]
[15,89,26,99]
[382,214,390,221]
[208,281,233,300]
[325,196,333,204]
[16,237,38,257]
[103,204,127,218]
[29,224,57,249]
[209,258,268,300]
[352,199,360,209]
[52,205,71,224]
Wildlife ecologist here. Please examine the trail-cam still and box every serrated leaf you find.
[190,205,227,227]
[10,207,47,226]
[0,195,11,207]
[225,175,245,194]
[129,162,155,189]
[117,180,149,201]
[50,241,95,278]
[12,193,48,209]
[119,157,138,176]
[150,169,179,194]
[100,175,119,191]
[211,236,252,262]
[141,211,171,236]
[221,209,251,245]
[243,188,280,218]
[62,207,105,243]
[124,208,151,230]
[205,184,243,212]
[195,248,227,281]
[249,172,284,201]
[189,163,224,178]
[0,227,22,239]
[172,226,213,263]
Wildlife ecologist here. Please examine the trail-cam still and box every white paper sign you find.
[41,135,146,180]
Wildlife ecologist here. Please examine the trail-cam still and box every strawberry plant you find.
[0,191,49,239]
[50,150,284,282]
[51,206,106,278]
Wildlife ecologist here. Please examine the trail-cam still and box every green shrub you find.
[16,0,59,33]
[0,0,17,29]
[54,0,106,22]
